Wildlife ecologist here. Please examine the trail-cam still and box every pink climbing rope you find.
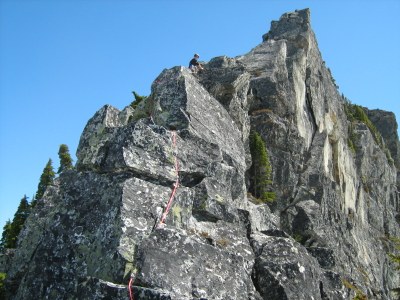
[158,130,180,226]
[128,276,134,300]
[127,131,180,298]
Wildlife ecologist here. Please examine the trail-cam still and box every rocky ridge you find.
[1,8,400,300]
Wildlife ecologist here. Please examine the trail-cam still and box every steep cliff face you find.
[365,108,400,176]
[2,8,400,300]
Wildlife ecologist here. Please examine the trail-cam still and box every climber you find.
[189,53,203,73]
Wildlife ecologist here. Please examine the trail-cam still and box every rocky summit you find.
[2,8,400,300]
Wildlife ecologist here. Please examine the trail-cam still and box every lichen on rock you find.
[3,8,400,300]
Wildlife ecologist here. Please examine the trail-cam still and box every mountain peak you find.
[2,8,399,300]
[263,8,311,42]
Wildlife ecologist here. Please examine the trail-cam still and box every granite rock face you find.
[365,108,400,182]
[3,8,400,300]
[365,109,400,161]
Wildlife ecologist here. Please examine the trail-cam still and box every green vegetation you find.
[347,123,357,154]
[0,221,12,251]
[346,103,382,146]
[57,144,73,173]
[249,131,275,203]
[388,237,400,270]
[341,278,367,300]
[389,237,400,271]
[0,196,31,251]
[0,273,6,300]
[344,99,394,164]
[353,291,367,300]
[388,237,400,296]
[327,67,339,89]
[130,91,147,109]
[292,233,305,244]
[128,91,152,123]
[35,159,55,201]
[1,144,72,254]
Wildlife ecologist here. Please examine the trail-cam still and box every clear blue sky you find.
[1,0,399,229]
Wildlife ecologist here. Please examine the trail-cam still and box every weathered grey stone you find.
[284,199,327,247]
[0,249,14,274]
[77,277,128,299]
[149,66,247,173]
[238,8,400,299]
[251,234,330,300]
[119,105,135,125]
[78,277,173,300]
[306,247,336,269]
[365,108,400,168]
[238,200,281,235]
[76,105,126,170]
[136,227,255,300]
[3,7,400,300]
[197,56,252,167]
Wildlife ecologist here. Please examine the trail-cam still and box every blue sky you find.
[1,0,399,229]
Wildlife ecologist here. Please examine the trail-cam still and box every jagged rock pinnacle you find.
[263,8,311,42]
[2,8,399,300]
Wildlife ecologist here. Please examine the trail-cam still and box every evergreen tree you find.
[9,196,30,248]
[35,159,55,200]
[30,194,37,209]
[130,91,146,109]
[0,196,31,250]
[57,144,73,173]
[249,131,275,202]
[0,220,12,251]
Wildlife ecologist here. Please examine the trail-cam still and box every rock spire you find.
[1,8,399,300]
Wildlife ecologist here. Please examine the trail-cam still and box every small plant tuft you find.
[216,238,229,248]
[388,237,400,270]
[0,273,6,300]
[130,91,146,109]
[344,99,393,165]
[341,278,367,300]
[199,231,210,239]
